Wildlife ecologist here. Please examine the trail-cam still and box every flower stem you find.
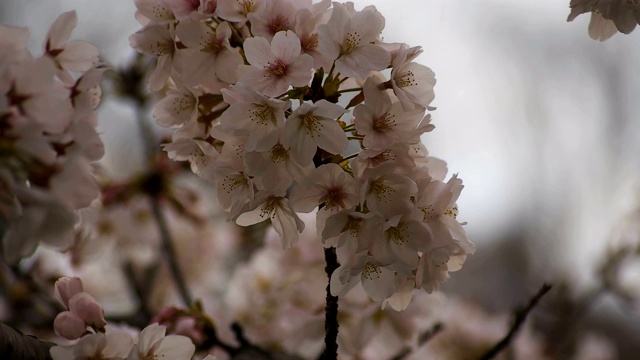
[337,87,362,94]
[149,195,193,307]
[341,153,359,162]
[322,247,339,360]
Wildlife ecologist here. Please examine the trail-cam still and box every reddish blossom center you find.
[372,113,396,133]
[301,33,319,53]
[266,59,288,78]
[268,15,290,35]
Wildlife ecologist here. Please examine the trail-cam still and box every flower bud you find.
[54,311,86,340]
[69,292,106,329]
[54,277,83,308]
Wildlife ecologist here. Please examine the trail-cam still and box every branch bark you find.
[0,322,53,360]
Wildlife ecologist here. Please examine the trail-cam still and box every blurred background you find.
[2,0,640,358]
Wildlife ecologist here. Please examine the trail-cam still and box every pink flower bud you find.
[174,316,205,346]
[54,277,83,308]
[54,311,86,340]
[69,292,106,328]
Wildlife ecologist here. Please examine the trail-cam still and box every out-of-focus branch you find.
[149,194,193,307]
[0,322,53,360]
[479,283,552,360]
[390,322,444,360]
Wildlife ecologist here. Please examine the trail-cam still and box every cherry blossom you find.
[175,19,243,84]
[43,11,99,84]
[129,23,176,91]
[236,189,305,249]
[127,323,195,360]
[317,2,390,78]
[238,30,313,97]
[50,331,134,360]
[289,163,358,213]
[390,44,436,112]
[281,100,347,166]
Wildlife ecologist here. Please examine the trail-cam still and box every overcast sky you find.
[2,0,640,287]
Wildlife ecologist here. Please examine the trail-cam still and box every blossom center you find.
[268,15,290,35]
[239,0,255,16]
[320,187,346,210]
[249,105,277,126]
[269,143,289,163]
[362,262,382,280]
[302,114,321,137]
[395,71,417,88]
[387,225,408,245]
[342,32,362,55]
[266,59,289,78]
[221,174,246,193]
[301,33,319,53]
[259,196,280,218]
[372,113,396,133]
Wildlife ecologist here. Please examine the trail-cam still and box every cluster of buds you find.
[0,11,105,263]
[53,277,107,340]
[51,276,199,360]
[568,0,640,40]
[130,0,474,305]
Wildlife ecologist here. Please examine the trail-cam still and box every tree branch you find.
[0,322,53,360]
[478,283,552,360]
[321,247,339,360]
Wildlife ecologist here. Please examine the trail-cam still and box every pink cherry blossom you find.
[175,20,243,84]
[390,44,436,112]
[129,23,176,91]
[247,0,309,40]
[238,30,313,97]
[289,163,358,213]
[44,11,99,84]
[236,189,305,249]
[217,0,265,23]
[281,100,347,166]
[219,83,290,151]
[317,2,390,78]
[354,73,430,151]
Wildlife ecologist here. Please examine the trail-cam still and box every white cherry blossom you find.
[127,323,195,360]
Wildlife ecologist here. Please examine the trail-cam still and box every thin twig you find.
[478,283,553,360]
[390,322,444,360]
[149,195,193,307]
[321,247,339,360]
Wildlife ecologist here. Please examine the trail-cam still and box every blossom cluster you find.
[50,277,200,360]
[568,0,640,40]
[130,0,474,304]
[0,11,104,263]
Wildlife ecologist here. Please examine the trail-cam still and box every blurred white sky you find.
[2,0,640,287]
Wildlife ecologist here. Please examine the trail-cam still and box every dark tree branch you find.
[0,322,53,360]
[478,283,552,360]
[321,247,339,360]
